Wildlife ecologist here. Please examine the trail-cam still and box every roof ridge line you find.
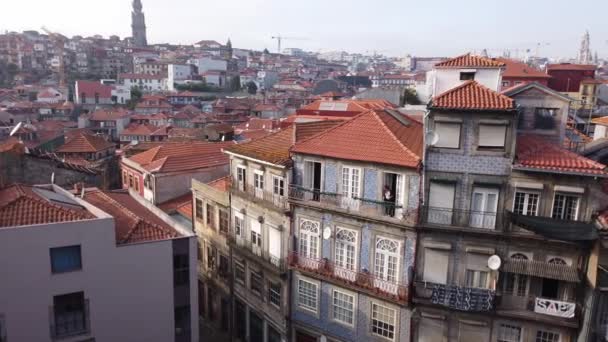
[373,110,422,165]
[290,111,369,150]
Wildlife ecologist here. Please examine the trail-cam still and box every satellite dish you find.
[488,255,502,270]
[9,122,23,136]
[425,131,439,146]
[323,227,331,240]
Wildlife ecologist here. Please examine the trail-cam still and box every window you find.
[122,171,128,186]
[235,261,245,284]
[470,186,499,229]
[207,245,216,270]
[335,228,357,279]
[206,204,215,228]
[50,245,82,273]
[434,122,461,148]
[237,166,246,191]
[53,292,88,338]
[423,248,449,284]
[502,81,510,87]
[234,214,243,237]
[548,257,567,265]
[251,220,262,251]
[374,238,399,283]
[250,270,262,296]
[478,124,507,148]
[128,174,134,188]
[513,191,539,216]
[498,324,522,342]
[332,290,355,325]
[299,219,320,259]
[460,72,476,80]
[371,303,396,340]
[254,171,264,192]
[219,254,229,276]
[552,193,580,220]
[174,253,189,286]
[268,281,281,308]
[195,199,203,220]
[273,176,285,196]
[134,178,139,192]
[341,166,361,199]
[504,254,529,296]
[219,210,229,234]
[465,269,489,288]
[534,108,557,129]
[297,278,318,312]
[536,330,560,342]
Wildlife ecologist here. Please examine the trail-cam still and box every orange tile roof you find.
[176,200,193,219]
[127,141,233,173]
[87,108,130,121]
[120,124,170,137]
[207,176,230,192]
[295,120,344,142]
[158,193,193,213]
[0,184,94,228]
[434,54,506,68]
[546,63,596,71]
[592,116,608,126]
[299,99,396,113]
[225,127,294,166]
[56,133,115,153]
[516,134,607,176]
[83,190,180,244]
[494,58,550,78]
[431,80,515,111]
[291,109,423,168]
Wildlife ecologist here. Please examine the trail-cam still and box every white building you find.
[168,64,194,91]
[187,57,227,74]
[0,184,199,342]
[118,73,168,93]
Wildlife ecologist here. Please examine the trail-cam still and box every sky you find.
[2,0,608,59]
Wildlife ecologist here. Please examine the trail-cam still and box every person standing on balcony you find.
[383,185,394,216]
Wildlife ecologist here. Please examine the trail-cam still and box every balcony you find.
[228,233,287,273]
[414,281,495,312]
[421,206,503,230]
[289,252,408,304]
[288,185,416,225]
[496,294,579,326]
[231,183,289,211]
[50,299,91,340]
[506,211,598,242]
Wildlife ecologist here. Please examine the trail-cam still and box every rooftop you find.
[431,80,515,111]
[515,134,607,176]
[434,53,506,69]
[82,189,180,245]
[592,116,608,126]
[55,133,115,153]
[127,141,233,173]
[291,109,423,168]
[0,184,95,228]
[494,58,551,79]
[546,63,597,71]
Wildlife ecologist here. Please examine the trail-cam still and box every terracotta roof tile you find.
[431,80,515,111]
[87,108,130,121]
[434,54,506,68]
[127,141,232,173]
[0,184,94,228]
[225,127,294,166]
[207,176,230,192]
[546,63,596,71]
[516,134,607,176]
[291,109,423,168]
[592,116,608,126]
[494,58,550,78]
[76,81,112,98]
[83,190,179,244]
[56,133,115,153]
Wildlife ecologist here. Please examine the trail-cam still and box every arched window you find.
[335,228,357,272]
[548,257,567,265]
[504,253,530,296]
[299,219,320,259]
[510,253,528,260]
[374,237,400,282]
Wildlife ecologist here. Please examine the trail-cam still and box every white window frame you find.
[478,124,507,148]
[434,121,461,149]
[299,219,320,260]
[341,166,362,199]
[234,212,244,237]
[551,192,580,221]
[236,165,246,191]
[254,170,264,198]
[535,330,561,342]
[371,301,397,341]
[297,277,320,314]
[272,175,285,197]
[332,288,356,326]
[303,159,323,192]
[512,190,540,216]
[497,323,523,342]
[373,237,401,295]
[334,227,358,281]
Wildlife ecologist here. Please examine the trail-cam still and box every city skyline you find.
[2,0,608,58]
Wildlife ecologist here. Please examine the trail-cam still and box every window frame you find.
[268,280,282,309]
[498,323,523,342]
[370,301,397,341]
[459,71,476,81]
[272,175,285,197]
[551,192,580,221]
[50,245,82,274]
[331,288,356,327]
[434,121,462,149]
[374,237,400,283]
[297,277,320,314]
[299,219,321,260]
[234,261,245,285]
[250,270,263,297]
[195,198,203,220]
[341,165,362,199]
[254,170,265,191]
[512,190,540,216]
[334,227,358,273]
[477,123,507,149]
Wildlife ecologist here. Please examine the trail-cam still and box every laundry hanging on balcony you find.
[507,211,598,241]
[430,283,495,311]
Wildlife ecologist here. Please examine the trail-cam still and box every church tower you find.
[578,30,591,64]
[131,0,147,47]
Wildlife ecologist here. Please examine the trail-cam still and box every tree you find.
[402,87,421,105]
[246,81,258,95]
[126,86,143,109]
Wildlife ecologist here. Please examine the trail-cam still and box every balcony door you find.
[250,220,262,257]
[298,219,320,269]
[304,161,322,201]
[341,166,361,211]
[470,186,499,229]
[373,237,400,295]
[383,173,405,218]
[428,182,456,225]
[334,228,357,281]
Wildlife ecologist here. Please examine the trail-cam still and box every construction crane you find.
[41,26,67,87]
[271,35,308,53]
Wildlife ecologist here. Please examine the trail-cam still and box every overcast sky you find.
[2,0,607,58]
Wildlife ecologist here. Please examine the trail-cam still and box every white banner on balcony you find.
[534,297,575,318]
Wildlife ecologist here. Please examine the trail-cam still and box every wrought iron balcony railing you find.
[50,299,91,340]
[231,182,289,211]
[415,281,495,312]
[289,185,416,223]
[421,205,502,230]
[289,252,408,304]
[228,233,287,273]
